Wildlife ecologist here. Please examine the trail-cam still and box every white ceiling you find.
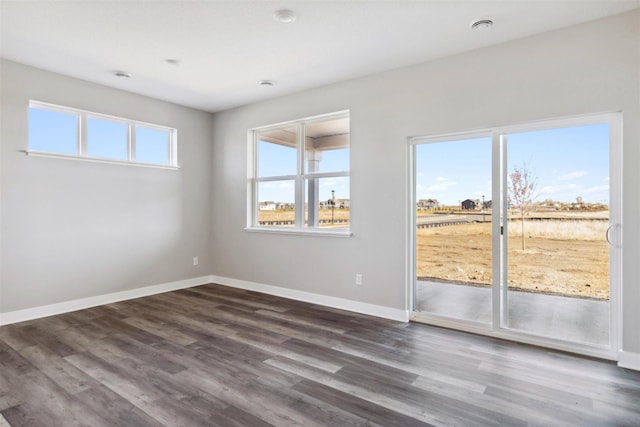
[1,1,638,113]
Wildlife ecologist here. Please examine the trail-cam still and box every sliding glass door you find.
[414,136,492,324]
[412,114,620,357]
[502,123,614,347]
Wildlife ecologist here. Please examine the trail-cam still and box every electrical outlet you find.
[355,274,363,285]
[193,257,199,266]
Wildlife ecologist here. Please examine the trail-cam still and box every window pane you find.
[29,107,78,155]
[257,126,297,177]
[505,123,610,345]
[258,180,295,226]
[305,117,349,174]
[305,176,350,228]
[136,126,170,165]
[87,118,128,160]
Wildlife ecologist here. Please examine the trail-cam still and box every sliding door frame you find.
[408,112,622,361]
[408,130,493,334]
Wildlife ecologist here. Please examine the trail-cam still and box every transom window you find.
[249,111,350,235]
[27,101,177,167]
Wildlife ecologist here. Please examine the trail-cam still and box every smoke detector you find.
[471,19,494,30]
[114,71,132,79]
[273,9,297,24]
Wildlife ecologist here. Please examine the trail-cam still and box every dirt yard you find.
[416,221,609,300]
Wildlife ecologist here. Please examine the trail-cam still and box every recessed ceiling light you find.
[114,71,132,79]
[164,59,182,67]
[273,9,297,24]
[471,19,494,30]
[258,80,275,87]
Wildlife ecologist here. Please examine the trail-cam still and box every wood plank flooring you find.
[1,284,639,426]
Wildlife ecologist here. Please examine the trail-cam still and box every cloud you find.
[417,178,457,199]
[585,184,609,194]
[539,183,582,195]
[320,177,346,187]
[425,184,448,192]
[558,171,587,181]
[425,178,456,193]
[260,181,294,189]
[538,183,608,203]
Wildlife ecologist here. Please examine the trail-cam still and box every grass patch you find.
[508,219,607,241]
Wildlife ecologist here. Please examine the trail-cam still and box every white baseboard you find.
[0,274,408,326]
[0,275,214,326]
[210,275,410,323]
[0,413,10,427]
[618,351,640,371]
[3,273,636,370]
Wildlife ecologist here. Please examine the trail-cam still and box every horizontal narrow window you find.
[27,101,178,168]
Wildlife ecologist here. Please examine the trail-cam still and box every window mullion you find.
[169,129,176,166]
[252,131,259,227]
[256,175,298,183]
[295,122,305,228]
[129,123,136,162]
[79,112,87,156]
[303,171,350,179]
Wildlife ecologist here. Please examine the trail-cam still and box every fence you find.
[259,219,350,226]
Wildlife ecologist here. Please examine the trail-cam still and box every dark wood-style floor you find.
[1,284,639,426]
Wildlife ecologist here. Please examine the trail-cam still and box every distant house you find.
[320,198,350,208]
[259,201,276,211]
[461,199,476,210]
[276,202,294,210]
[417,199,439,209]
[336,198,350,208]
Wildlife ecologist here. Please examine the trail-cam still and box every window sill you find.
[24,150,180,170]
[245,226,353,238]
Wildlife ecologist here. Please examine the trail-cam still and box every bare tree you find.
[508,162,539,250]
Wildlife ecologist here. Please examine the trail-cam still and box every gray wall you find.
[0,60,213,312]
[210,11,640,353]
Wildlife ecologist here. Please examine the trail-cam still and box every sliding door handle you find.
[606,223,621,248]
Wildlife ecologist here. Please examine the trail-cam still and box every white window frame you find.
[26,100,178,169]
[247,110,351,237]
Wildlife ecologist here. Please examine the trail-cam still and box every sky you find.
[416,123,610,206]
[257,140,350,203]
